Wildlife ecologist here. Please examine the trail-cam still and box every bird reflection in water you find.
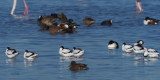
[6,58,17,66]
[60,57,84,62]
[24,59,37,67]
[122,52,135,57]
[134,56,159,66]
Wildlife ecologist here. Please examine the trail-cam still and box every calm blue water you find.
[1,0,160,80]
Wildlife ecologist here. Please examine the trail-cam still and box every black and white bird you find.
[108,40,119,50]
[73,47,84,58]
[133,43,145,53]
[144,48,159,58]
[132,40,145,53]
[144,17,159,25]
[101,19,112,26]
[24,50,38,60]
[59,46,73,57]
[5,47,19,58]
[122,43,133,53]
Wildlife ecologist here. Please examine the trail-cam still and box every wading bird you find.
[11,0,28,16]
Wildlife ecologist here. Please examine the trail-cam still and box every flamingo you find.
[11,0,28,16]
[136,0,143,13]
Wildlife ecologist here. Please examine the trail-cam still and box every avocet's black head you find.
[7,47,10,49]
[123,43,126,45]
[25,50,29,52]
[61,46,64,49]
[73,47,76,50]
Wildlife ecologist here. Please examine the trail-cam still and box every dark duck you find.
[83,17,95,26]
[37,13,58,29]
[101,19,112,26]
[69,61,88,71]
[48,22,63,35]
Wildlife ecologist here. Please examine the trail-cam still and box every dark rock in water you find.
[69,61,88,71]
[83,17,95,26]
[101,19,112,26]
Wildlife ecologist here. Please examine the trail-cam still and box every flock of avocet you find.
[5,39,159,62]
[5,47,38,61]
[6,40,159,61]
[108,40,159,58]
[59,46,84,58]
[59,40,159,59]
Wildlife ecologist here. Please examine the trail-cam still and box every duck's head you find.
[38,16,43,20]
[68,19,74,23]
[109,19,112,24]
[58,23,69,29]
[109,40,114,44]
[145,17,150,20]
[70,61,77,66]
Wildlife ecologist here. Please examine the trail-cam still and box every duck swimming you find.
[69,61,88,71]
[48,22,62,35]
[37,13,58,29]
[57,23,77,33]
[144,17,159,25]
[65,19,80,28]
[108,40,119,50]
[83,17,95,26]
[101,19,112,26]
[5,47,19,58]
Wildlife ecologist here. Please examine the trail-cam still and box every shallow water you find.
[1,0,160,80]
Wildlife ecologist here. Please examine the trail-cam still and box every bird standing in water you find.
[136,0,143,13]
[11,0,28,16]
